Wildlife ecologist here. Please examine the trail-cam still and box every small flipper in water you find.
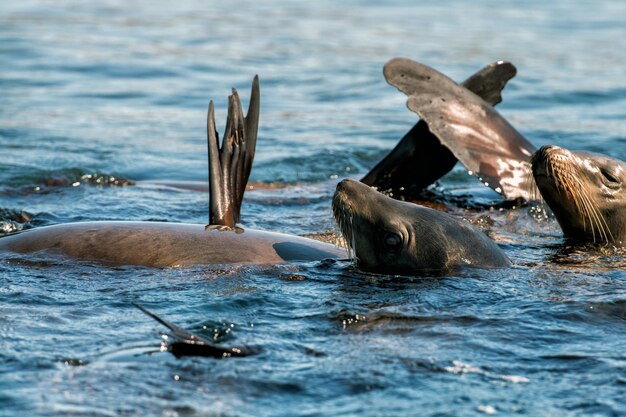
[207,76,260,227]
[362,60,518,195]
[134,303,258,358]
[380,58,537,201]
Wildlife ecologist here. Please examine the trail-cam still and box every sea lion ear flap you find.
[207,76,261,227]
[384,58,537,201]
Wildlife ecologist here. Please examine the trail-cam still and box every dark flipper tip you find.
[462,60,517,106]
[133,303,258,358]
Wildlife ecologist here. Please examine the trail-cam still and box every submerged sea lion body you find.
[531,145,626,246]
[0,221,345,267]
[333,179,510,274]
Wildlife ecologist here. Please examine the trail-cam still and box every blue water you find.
[1,1,625,416]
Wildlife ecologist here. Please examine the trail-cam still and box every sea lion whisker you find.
[585,192,611,243]
[553,165,599,242]
[525,168,541,202]
[570,176,597,240]
[535,144,626,245]
[582,186,608,243]
[332,194,357,262]
[572,175,612,243]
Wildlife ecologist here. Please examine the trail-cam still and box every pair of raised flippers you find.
[206,60,533,231]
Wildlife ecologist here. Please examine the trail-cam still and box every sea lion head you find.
[332,179,509,274]
[531,145,626,245]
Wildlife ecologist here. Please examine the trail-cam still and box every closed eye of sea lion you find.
[531,145,626,246]
[333,179,510,274]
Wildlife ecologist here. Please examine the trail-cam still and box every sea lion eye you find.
[601,168,621,186]
[382,231,403,252]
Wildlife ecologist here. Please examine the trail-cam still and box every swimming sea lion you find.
[364,58,537,202]
[531,145,626,246]
[0,221,346,267]
[0,77,346,267]
[333,178,510,274]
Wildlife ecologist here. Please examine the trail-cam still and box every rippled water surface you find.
[1,1,625,416]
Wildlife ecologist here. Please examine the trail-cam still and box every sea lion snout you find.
[532,145,568,168]
[335,178,366,195]
[531,145,578,181]
[333,179,381,209]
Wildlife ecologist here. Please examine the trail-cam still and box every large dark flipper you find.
[207,76,260,227]
[361,61,516,193]
[134,304,257,358]
[380,58,536,201]
[362,60,535,201]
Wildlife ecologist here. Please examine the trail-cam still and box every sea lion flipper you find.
[243,75,260,185]
[361,60,519,196]
[134,303,200,341]
[461,60,517,106]
[134,303,255,358]
[383,58,536,201]
[207,101,225,225]
[207,77,261,227]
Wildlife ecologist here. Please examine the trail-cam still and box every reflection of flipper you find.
[379,58,536,201]
[134,303,257,358]
[207,76,260,227]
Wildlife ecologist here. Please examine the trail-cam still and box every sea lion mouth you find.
[531,146,613,243]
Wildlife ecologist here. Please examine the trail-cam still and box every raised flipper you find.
[362,60,534,201]
[134,304,257,358]
[207,76,260,227]
[380,58,537,201]
[361,61,517,194]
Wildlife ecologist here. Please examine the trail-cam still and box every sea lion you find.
[333,178,510,274]
[0,184,510,272]
[531,145,626,246]
[0,77,346,268]
[363,58,537,203]
[0,221,346,267]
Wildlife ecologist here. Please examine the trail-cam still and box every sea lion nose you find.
[537,145,559,155]
[335,178,357,193]
[532,145,561,166]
